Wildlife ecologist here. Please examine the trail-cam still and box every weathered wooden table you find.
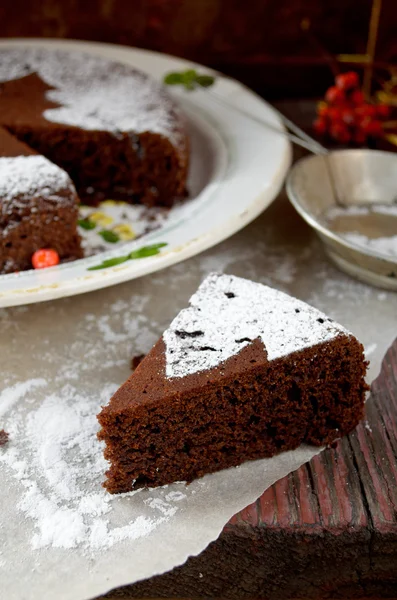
[102,339,397,598]
[97,104,397,599]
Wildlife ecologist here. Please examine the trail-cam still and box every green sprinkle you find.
[78,218,96,230]
[128,242,167,259]
[88,256,129,270]
[99,229,120,243]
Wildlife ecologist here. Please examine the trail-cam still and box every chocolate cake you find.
[0,126,82,274]
[98,273,368,494]
[0,47,188,206]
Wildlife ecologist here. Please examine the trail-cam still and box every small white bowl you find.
[286,149,397,290]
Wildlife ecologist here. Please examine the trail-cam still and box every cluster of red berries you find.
[314,71,391,144]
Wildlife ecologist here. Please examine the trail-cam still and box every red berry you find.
[313,117,327,135]
[335,71,360,91]
[353,130,367,145]
[354,103,377,119]
[327,107,343,121]
[341,108,355,125]
[329,122,351,143]
[325,85,345,105]
[317,102,329,117]
[32,248,60,269]
[361,119,383,137]
[350,89,365,105]
[376,103,391,118]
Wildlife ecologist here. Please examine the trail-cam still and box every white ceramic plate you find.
[0,38,291,307]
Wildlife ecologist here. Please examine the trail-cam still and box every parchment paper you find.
[1,195,396,600]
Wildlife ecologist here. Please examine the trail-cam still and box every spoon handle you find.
[208,90,328,155]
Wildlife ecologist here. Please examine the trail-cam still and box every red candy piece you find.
[32,249,60,269]
[325,85,345,105]
[335,71,360,91]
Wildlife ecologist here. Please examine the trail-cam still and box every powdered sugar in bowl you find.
[286,149,397,290]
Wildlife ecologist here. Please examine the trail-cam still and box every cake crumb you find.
[131,354,145,371]
[0,429,9,446]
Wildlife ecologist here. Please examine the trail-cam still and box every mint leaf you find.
[182,69,198,91]
[195,74,215,88]
[88,256,129,271]
[78,218,96,230]
[164,69,215,91]
[182,69,197,81]
[99,229,120,243]
[164,72,185,85]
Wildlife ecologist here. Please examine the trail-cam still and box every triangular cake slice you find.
[98,273,368,493]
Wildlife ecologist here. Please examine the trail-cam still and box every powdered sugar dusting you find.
[0,155,75,213]
[0,47,185,150]
[164,273,349,378]
[0,379,188,552]
[0,293,188,555]
[326,204,397,218]
[342,231,397,259]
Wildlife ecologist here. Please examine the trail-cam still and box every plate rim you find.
[0,38,292,307]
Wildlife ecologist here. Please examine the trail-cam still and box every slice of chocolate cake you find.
[98,273,368,494]
[0,127,82,273]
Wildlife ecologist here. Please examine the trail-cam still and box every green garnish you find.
[128,243,167,259]
[78,218,96,230]
[164,69,215,91]
[195,74,216,88]
[99,229,120,243]
[88,256,129,270]
[88,243,167,271]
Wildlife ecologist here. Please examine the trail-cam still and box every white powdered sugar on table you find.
[0,155,74,211]
[0,47,185,149]
[164,273,348,378]
[0,287,327,599]
[0,234,396,600]
[0,297,188,555]
[0,379,188,552]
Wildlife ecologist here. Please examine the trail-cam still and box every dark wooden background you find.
[1,0,396,98]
